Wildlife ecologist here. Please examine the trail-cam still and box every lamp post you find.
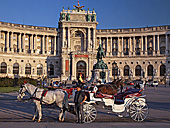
[112,61,117,80]
[165,69,170,87]
[153,69,157,81]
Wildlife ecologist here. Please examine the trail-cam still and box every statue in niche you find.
[90,40,93,48]
[64,40,68,47]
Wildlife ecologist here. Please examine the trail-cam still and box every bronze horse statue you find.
[97,79,125,95]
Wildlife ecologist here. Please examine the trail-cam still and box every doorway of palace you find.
[76,61,86,80]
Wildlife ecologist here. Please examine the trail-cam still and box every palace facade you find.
[0,5,170,83]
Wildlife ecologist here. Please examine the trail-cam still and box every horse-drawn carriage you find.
[68,85,148,123]
[17,82,148,123]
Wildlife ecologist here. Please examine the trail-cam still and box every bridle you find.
[18,84,40,102]
[19,85,27,96]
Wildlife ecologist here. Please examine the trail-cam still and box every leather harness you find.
[30,88,48,104]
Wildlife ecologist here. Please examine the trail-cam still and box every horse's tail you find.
[63,91,68,110]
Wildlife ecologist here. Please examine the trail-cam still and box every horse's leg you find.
[58,102,65,122]
[32,103,38,121]
[36,102,42,122]
[59,108,65,122]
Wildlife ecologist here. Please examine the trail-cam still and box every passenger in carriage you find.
[74,84,87,123]
[53,81,60,87]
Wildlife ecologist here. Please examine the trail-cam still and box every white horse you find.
[17,83,68,122]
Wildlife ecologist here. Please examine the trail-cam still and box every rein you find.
[20,86,48,104]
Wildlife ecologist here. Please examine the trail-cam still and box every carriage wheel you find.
[83,104,97,123]
[129,100,148,121]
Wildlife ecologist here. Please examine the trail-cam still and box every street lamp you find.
[112,61,117,80]
[165,69,170,87]
[164,72,166,87]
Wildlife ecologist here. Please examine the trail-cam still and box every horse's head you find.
[17,84,28,101]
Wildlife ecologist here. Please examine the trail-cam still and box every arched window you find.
[148,65,153,76]
[135,65,141,76]
[49,64,54,76]
[124,65,129,76]
[112,66,118,76]
[13,63,19,74]
[25,63,31,75]
[160,46,165,54]
[160,64,166,76]
[37,64,43,75]
[0,62,7,74]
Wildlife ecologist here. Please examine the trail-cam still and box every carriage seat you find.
[126,88,140,93]
[114,91,133,104]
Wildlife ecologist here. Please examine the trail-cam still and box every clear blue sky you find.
[0,0,170,29]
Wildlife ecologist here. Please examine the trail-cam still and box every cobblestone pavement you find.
[0,85,170,127]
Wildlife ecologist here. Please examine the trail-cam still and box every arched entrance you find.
[76,61,86,80]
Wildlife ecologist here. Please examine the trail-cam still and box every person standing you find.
[74,84,87,123]
[50,80,53,87]
[78,73,85,86]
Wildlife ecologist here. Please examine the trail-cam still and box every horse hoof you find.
[38,120,41,122]
[32,118,35,121]
[61,118,64,122]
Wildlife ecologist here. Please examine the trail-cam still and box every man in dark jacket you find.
[74,84,87,123]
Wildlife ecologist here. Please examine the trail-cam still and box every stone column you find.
[72,55,76,80]
[141,36,143,56]
[6,32,9,52]
[145,36,147,55]
[110,37,112,56]
[99,37,101,44]
[57,36,60,55]
[42,35,45,54]
[9,32,13,53]
[157,35,160,55]
[54,36,57,56]
[22,33,25,53]
[166,34,168,55]
[68,27,70,51]
[34,34,37,54]
[106,37,109,56]
[62,27,65,48]
[18,33,21,53]
[117,37,120,57]
[93,28,96,50]
[62,58,66,78]
[121,37,124,56]
[46,36,49,54]
[133,36,136,56]
[88,28,91,50]
[30,34,33,54]
[153,35,155,56]
[129,37,132,56]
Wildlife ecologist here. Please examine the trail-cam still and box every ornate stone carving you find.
[74,45,81,51]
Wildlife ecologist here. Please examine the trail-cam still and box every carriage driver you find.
[74,84,87,123]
